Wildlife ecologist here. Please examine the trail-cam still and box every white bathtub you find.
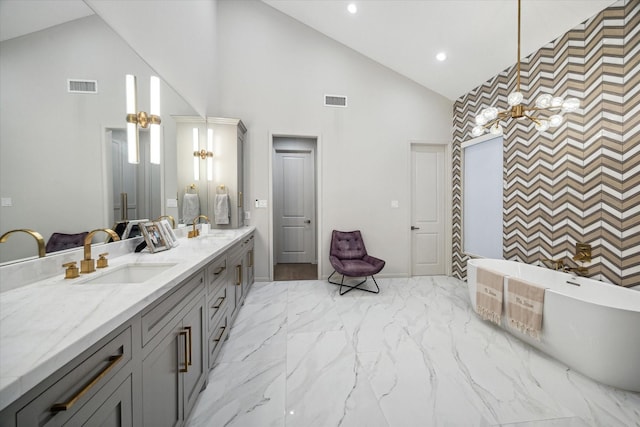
[467,258,640,392]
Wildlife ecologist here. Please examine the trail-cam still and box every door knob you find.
[411,226,420,230]
[305,219,311,224]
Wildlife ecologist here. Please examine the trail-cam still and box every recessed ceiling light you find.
[347,3,357,14]
[436,52,447,61]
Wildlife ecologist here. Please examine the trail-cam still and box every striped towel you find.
[506,277,545,340]
[476,267,505,325]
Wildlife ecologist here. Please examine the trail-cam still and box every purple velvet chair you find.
[45,232,88,254]
[328,230,385,295]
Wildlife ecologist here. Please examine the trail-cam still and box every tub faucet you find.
[541,258,564,271]
[573,242,592,263]
[81,228,120,274]
[0,229,46,258]
[188,215,210,238]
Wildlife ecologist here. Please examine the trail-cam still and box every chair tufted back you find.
[330,230,368,260]
[45,232,88,253]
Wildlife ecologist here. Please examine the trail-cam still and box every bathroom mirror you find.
[0,10,200,263]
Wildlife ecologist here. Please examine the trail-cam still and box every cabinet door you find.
[182,297,206,419]
[64,375,133,427]
[142,318,183,427]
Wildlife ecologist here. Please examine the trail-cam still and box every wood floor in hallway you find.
[273,263,318,281]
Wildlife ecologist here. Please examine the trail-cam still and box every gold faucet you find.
[541,258,564,270]
[155,215,176,229]
[0,229,46,258]
[81,228,120,274]
[188,215,210,238]
[572,242,592,263]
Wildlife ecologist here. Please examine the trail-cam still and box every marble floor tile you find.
[187,277,640,427]
[187,358,286,427]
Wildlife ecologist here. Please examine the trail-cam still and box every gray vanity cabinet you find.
[140,271,206,427]
[0,324,134,427]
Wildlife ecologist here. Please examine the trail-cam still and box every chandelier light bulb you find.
[535,120,550,132]
[508,91,524,106]
[475,114,488,126]
[549,114,564,127]
[551,97,564,108]
[536,94,552,108]
[490,123,503,135]
[483,107,499,120]
[562,98,580,112]
[472,125,485,137]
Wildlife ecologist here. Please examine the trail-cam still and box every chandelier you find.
[471,0,580,137]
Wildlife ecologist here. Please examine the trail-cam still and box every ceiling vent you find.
[324,94,347,108]
[67,79,98,94]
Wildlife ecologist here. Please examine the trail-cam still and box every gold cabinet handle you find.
[213,266,225,275]
[179,330,189,373]
[185,326,192,366]
[212,296,225,310]
[235,265,241,286]
[50,353,123,412]
[238,191,243,208]
[214,326,226,342]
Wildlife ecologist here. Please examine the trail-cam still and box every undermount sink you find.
[78,263,177,285]
[204,230,236,239]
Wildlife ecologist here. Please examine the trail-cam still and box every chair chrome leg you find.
[328,271,380,295]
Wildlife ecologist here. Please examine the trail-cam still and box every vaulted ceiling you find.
[262,0,617,100]
[1,0,618,102]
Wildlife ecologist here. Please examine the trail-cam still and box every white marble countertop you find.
[0,226,255,412]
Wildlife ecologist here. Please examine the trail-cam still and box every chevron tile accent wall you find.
[452,0,639,287]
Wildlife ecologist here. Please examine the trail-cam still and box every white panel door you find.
[274,149,315,263]
[411,145,446,275]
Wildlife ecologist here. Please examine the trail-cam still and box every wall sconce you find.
[192,127,214,181]
[125,74,161,164]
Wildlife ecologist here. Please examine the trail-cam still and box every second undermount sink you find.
[78,263,177,285]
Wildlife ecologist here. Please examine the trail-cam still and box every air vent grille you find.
[324,94,347,108]
[68,79,98,94]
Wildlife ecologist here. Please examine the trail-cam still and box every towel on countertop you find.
[214,193,231,225]
[182,193,200,225]
[476,267,505,325]
[506,277,545,340]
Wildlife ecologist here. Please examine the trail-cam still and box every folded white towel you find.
[182,193,200,224]
[214,194,231,225]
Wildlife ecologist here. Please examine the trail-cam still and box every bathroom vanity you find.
[0,227,255,426]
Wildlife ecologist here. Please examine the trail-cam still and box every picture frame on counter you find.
[159,219,179,247]
[141,221,171,253]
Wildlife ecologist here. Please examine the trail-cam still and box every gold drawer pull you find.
[213,266,225,275]
[214,326,226,342]
[185,326,192,366]
[50,353,124,412]
[179,330,189,373]
[235,265,241,286]
[212,296,225,309]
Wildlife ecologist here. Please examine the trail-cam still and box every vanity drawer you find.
[207,255,227,295]
[208,311,228,369]
[207,284,228,330]
[15,326,132,427]
[141,270,205,347]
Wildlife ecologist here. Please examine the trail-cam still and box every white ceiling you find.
[1,0,618,102]
[262,0,617,100]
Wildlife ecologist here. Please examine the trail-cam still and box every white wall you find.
[217,1,453,280]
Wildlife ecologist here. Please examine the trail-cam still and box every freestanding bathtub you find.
[467,258,640,392]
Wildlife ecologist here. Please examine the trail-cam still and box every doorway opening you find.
[272,136,318,281]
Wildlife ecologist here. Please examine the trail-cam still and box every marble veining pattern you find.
[187,276,640,426]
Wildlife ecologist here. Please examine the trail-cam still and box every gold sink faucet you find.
[81,228,120,274]
[155,215,176,229]
[188,215,210,238]
[0,229,46,258]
